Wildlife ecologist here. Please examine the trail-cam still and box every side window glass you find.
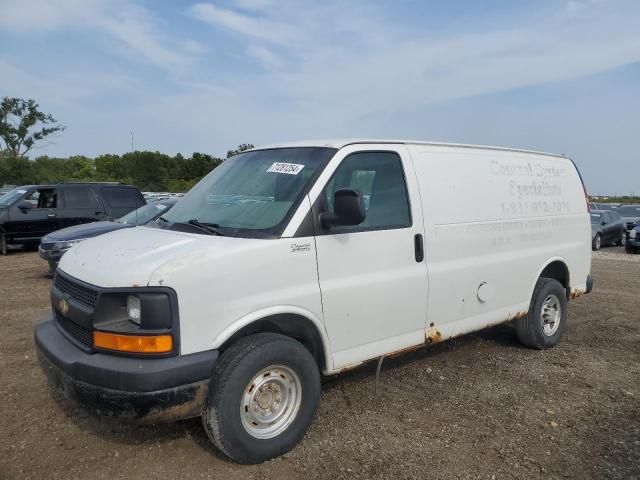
[64,187,100,209]
[323,151,411,232]
[24,191,39,207]
[24,189,57,209]
[101,188,144,209]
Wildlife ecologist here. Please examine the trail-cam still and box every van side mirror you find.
[17,201,32,212]
[320,188,366,228]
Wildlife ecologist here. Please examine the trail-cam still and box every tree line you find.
[0,96,253,192]
[0,150,231,192]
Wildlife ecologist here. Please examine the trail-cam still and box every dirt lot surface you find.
[1,248,639,479]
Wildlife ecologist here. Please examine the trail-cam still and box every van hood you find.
[57,226,260,288]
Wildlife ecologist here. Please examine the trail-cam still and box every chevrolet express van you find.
[35,140,593,464]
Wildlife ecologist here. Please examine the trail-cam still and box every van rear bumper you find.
[34,315,218,422]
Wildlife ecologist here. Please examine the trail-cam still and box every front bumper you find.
[34,315,218,422]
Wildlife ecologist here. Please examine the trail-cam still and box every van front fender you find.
[211,305,334,373]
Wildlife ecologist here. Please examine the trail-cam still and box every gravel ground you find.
[1,247,639,479]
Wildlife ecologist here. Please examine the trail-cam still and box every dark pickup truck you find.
[0,183,145,254]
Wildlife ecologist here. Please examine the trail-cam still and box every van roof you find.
[254,139,566,159]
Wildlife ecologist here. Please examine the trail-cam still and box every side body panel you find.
[408,144,591,341]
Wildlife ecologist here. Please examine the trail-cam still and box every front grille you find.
[55,311,93,348]
[54,273,98,309]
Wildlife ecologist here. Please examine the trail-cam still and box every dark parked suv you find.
[0,183,145,254]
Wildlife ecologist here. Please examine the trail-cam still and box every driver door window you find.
[24,188,57,209]
[323,151,411,232]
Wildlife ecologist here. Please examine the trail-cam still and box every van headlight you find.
[93,290,177,356]
[54,238,87,251]
[127,295,142,324]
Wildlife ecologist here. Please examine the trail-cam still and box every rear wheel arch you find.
[535,259,570,299]
[218,313,329,373]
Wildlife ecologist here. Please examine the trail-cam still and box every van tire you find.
[516,278,567,349]
[592,233,601,251]
[202,332,320,464]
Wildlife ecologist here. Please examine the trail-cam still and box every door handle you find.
[47,213,57,218]
[414,234,424,262]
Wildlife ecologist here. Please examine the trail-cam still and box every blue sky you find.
[1,0,639,194]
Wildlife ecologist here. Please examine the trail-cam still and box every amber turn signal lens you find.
[93,331,173,353]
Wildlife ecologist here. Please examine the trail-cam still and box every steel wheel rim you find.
[541,294,561,336]
[240,365,302,439]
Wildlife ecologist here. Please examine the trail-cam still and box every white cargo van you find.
[35,140,593,463]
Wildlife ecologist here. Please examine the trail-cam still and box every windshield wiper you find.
[186,219,225,236]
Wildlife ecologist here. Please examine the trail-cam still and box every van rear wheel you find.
[516,278,567,349]
[202,333,320,464]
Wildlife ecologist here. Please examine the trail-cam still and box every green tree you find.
[226,143,254,158]
[95,154,126,181]
[0,97,65,160]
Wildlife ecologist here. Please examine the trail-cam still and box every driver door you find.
[310,145,428,369]
[8,187,61,242]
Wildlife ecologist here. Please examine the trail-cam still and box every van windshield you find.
[161,147,336,238]
[0,187,28,207]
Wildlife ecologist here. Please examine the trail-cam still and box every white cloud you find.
[246,45,283,69]
[187,0,640,118]
[0,0,197,70]
[187,3,293,44]
[232,0,274,11]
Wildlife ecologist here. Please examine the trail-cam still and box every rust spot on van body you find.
[426,326,443,344]
[570,289,584,300]
[335,362,364,374]
[387,343,424,358]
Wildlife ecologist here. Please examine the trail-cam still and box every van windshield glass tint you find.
[162,147,336,237]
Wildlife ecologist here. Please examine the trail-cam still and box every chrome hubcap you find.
[541,294,561,336]
[240,365,302,439]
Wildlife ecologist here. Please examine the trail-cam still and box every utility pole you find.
[130,131,134,151]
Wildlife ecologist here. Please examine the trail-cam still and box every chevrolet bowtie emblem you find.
[58,298,70,316]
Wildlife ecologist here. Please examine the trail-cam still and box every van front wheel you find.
[516,278,567,349]
[202,333,320,464]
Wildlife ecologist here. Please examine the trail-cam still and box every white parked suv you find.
[35,140,593,463]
